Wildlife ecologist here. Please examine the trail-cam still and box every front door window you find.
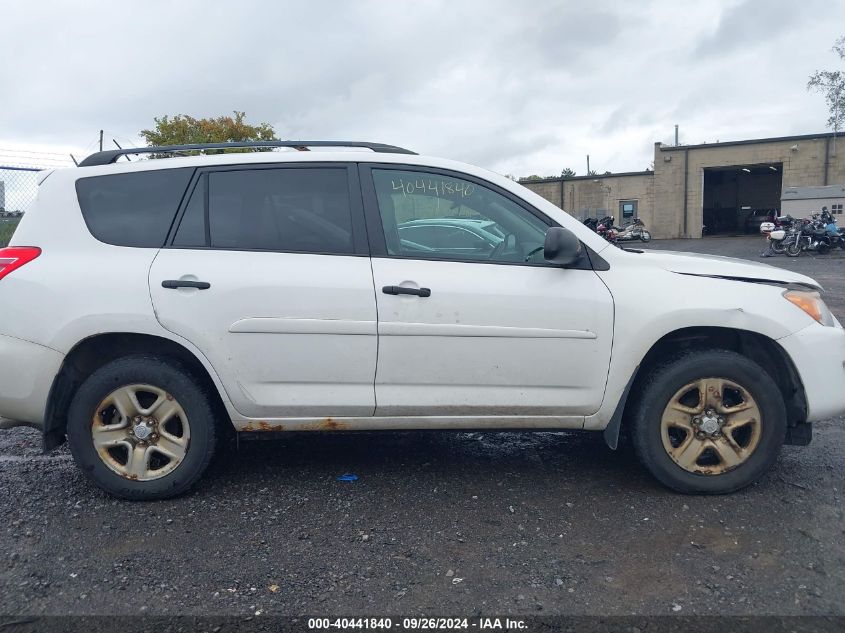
[371,169,549,264]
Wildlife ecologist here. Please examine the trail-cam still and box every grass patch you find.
[0,220,19,247]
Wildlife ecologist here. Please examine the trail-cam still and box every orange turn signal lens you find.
[783,290,834,326]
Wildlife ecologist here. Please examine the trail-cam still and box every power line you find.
[0,147,70,156]
[0,147,75,158]
[0,150,73,158]
[0,154,74,165]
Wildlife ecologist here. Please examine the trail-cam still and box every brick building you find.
[521,132,845,239]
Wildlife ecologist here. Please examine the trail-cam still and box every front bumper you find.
[0,333,64,428]
[778,323,845,421]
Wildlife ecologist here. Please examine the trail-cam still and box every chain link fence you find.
[0,166,40,215]
[0,166,40,246]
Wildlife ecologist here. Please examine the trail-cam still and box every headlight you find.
[783,290,837,327]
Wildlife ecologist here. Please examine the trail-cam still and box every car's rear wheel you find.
[630,350,786,494]
[66,355,217,500]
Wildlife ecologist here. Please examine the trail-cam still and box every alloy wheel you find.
[91,384,191,481]
[660,377,761,475]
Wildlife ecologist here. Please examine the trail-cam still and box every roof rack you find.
[78,140,417,167]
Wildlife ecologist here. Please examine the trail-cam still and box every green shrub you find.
[0,220,19,247]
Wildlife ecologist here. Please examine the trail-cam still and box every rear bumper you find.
[778,323,845,421]
[0,333,63,428]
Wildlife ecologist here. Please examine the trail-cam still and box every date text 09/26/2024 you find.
[307,617,528,630]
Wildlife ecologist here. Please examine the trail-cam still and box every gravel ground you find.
[1,236,844,617]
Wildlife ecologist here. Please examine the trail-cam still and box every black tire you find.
[786,240,802,257]
[640,231,652,242]
[769,239,786,254]
[817,242,830,255]
[66,355,218,500]
[630,350,786,494]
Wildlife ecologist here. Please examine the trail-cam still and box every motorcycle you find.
[595,215,618,244]
[616,218,652,242]
[583,216,619,244]
[785,212,844,256]
[775,214,797,230]
[767,216,801,254]
[768,227,792,254]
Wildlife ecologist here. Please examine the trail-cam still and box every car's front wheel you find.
[66,355,218,500]
[630,350,786,494]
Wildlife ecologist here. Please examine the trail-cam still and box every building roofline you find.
[519,170,653,184]
[657,131,839,152]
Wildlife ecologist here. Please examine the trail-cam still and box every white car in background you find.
[0,141,842,499]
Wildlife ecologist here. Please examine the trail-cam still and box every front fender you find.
[586,268,814,432]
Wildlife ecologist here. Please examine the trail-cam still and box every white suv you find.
[1,141,842,499]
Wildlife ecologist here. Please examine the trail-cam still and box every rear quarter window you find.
[75,169,193,247]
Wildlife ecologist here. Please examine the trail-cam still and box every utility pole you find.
[674,124,679,146]
[586,154,591,174]
[99,130,104,152]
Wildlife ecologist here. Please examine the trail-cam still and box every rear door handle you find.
[382,285,431,297]
[162,280,211,290]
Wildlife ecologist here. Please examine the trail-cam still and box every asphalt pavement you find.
[1,236,843,617]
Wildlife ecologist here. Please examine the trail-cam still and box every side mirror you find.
[543,227,582,266]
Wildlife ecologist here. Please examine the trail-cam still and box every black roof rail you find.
[77,140,417,167]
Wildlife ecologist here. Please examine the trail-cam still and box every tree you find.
[808,36,845,155]
[520,175,546,182]
[560,167,577,178]
[140,111,278,153]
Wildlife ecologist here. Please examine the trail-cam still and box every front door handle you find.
[162,279,211,290]
[382,285,431,297]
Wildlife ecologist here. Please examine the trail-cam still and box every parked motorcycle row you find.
[762,208,845,257]
[583,216,652,244]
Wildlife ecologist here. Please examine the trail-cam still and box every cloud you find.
[0,0,842,177]
[694,0,827,58]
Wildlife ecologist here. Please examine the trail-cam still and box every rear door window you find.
[173,167,355,254]
[76,169,193,247]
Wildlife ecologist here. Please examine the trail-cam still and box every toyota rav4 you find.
[0,141,842,499]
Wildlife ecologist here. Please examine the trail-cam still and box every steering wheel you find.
[524,245,544,262]
[488,237,508,261]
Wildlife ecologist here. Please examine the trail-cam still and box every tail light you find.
[0,247,41,282]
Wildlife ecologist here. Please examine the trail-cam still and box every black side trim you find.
[583,245,610,271]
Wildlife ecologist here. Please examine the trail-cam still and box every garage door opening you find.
[703,164,783,235]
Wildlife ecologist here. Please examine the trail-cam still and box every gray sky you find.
[0,0,843,176]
